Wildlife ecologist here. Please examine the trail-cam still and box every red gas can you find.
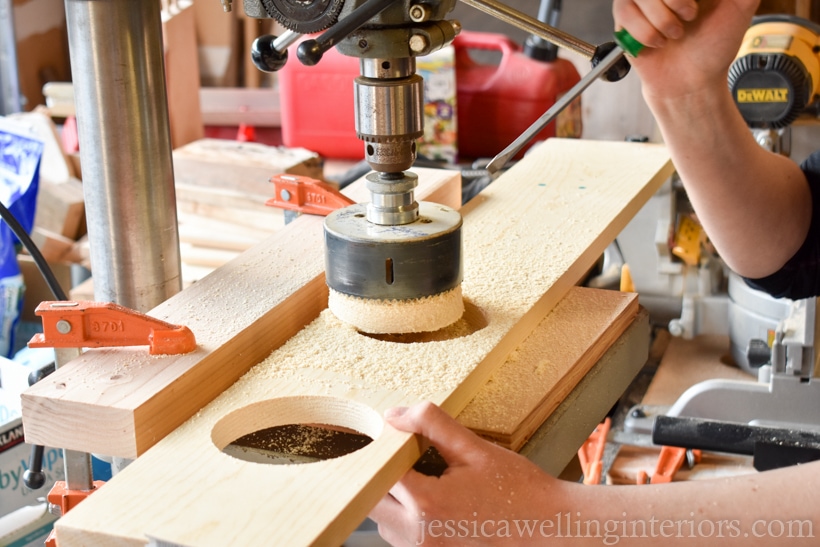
[278,31,583,161]
[278,42,361,159]
[453,31,582,160]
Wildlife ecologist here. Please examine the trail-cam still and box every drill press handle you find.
[297,0,397,66]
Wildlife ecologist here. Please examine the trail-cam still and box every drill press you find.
[251,0,465,334]
[244,0,631,333]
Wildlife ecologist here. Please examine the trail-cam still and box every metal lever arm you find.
[297,0,397,66]
[459,0,596,59]
[251,30,301,73]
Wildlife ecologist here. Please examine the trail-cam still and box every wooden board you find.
[34,178,86,240]
[172,139,323,199]
[162,0,205,148]
[641,334,751,406]
[45,139,673,546]
[21,167,462,459]
[458,288,639,451]
[608,445,754,485]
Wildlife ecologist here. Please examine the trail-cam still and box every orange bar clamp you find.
[578,417,611,485]
[28,301,196,355]
[266,174,355,216]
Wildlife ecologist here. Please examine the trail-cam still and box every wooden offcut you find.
[607,335,755,485]
[42,139,673,546]
[162,0,205,148]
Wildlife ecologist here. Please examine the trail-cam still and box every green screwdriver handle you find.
[614,28,645,57]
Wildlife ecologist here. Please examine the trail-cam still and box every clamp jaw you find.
[25,301,196,546]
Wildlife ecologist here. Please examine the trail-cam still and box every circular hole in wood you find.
[361,300,488,343]
[212,396,382,465]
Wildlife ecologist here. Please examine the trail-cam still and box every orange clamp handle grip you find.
[267,174,355,216]
[28,301,196,355]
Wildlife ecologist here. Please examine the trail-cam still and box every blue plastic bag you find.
[0,118,44,357]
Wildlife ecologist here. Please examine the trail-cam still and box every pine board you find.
[50,139,672,546]
[608,445,754,485]
[21,168,462,459]
[171,139,323,199]
[458,288,638,451]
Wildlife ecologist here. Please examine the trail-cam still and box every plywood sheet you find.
[642,334,750,406]
[459,288,638,450]
[50,139,672,546]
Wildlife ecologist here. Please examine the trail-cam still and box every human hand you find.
[369,402,573,546]
[612,0,760,99]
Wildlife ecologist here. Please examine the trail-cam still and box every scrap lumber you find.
[34,178,86,240]
[40,139,673,546]
[172,139,321,279]
[458,288,639,451]
[22,167,462,458]
[608,445,753,485]
[172,138,323,198]
[162,0,204,148]
[607,334,755,484]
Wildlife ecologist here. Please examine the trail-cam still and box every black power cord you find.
[0,200,68,301]
[0,199,67,489]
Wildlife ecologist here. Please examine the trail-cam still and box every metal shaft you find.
[65,0,182,312]
[54,347,94,492]
[459,0,596,59]
[0,0,21,114]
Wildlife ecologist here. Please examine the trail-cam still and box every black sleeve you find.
[743,150,820,299]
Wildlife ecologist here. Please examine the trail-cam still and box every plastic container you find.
[0,268,24,359]
[453,31,582,159]
[1,118,44,358]
[278,41,362,159]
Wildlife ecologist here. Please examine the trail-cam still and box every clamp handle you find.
[28,301,196,355]
[267,174,355,216]
[613,27,645,57]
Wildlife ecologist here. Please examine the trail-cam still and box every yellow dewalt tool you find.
[729,15,820,128]
[672,214,704,267]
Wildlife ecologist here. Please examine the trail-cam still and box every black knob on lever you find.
[296,0,396,66]
[591,41,631,82]
[23,448,46,489]
[22,362,55,490]
[251,34,290,73]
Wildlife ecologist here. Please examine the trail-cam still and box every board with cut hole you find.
[49,139,673,546]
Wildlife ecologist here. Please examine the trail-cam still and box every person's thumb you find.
[385,402,484,466]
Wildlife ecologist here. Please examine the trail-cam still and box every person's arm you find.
[613,0,811,279]
[371,402,820,546]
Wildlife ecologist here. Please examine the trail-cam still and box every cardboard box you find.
[0,356,64,519]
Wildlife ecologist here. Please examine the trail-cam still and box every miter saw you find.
[729,14,820,153]
[239,0,632,334]
[623,15,820,452]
